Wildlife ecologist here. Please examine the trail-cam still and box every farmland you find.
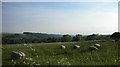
[2,40,119,66]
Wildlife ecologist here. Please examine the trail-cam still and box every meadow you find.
[2,41,119,66]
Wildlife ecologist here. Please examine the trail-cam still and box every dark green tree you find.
[73,34,82,41]
[86,34,97,40]
[61,34,72,42]
[46,37,57,43]
[110,32,120,41]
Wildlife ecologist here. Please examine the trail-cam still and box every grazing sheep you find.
[19,52,26,58]
[58,42,62,44]
[112,40,115,42]
[23,43,27,46]
[11,51,26,60]
[74,45,80,48]
[94,43,100,49]
[29,45,32,46]
[60,45,66,49]
[89,46,98,50]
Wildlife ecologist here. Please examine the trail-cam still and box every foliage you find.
[110,32,120,41]
[2,32,113,44]
[2,32,62,44]
[72,34,82,41]
[61,35,72,42]
[85,34,110,41]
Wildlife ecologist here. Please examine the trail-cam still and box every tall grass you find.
[2,41,119,65]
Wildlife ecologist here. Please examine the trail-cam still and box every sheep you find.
[19,51,26,58]
[89,46,98,50]
[60,45,66,49]
[94,43,100,49]
[23,43,27,46]
[29,45,33,47]
[74,45,80,49]
[58,42,62,44]
[11,51,26,60]
[11,51,21,59]
[112,40,115,42]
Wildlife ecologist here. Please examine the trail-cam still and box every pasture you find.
[2,41,119,66]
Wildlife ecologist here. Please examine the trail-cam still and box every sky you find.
[2,0,120,2]
[0,2,1,33]
[2,2,118,35]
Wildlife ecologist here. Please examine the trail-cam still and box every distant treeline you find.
[2,32,116,44]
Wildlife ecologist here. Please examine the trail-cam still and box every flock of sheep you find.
[11,43,101,60]
[60,43,100,50]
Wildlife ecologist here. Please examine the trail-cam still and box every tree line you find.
[2,32,120,44]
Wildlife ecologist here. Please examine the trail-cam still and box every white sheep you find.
[23,43,27,46]
[94,43,100,49]
[60,45,66,49]
[112,40,115,42]
[58,42,62,44]
[11,51,26,60]
[29,45,33,47]
[74,45,80,48]
[89,46,98,50]
[19,52,26,58]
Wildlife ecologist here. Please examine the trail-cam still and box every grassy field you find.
[2,41,120,66]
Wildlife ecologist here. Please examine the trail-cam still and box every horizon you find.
[2,31,113,35]
[2,2,118,35]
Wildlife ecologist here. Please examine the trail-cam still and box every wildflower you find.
[46,61,49,63]
[26,62,29,65]
[11,59,14,62]
[33,49,35,51]
[23,44,27,46]
[23,61,26,64]
[29,58,33,61]
[13,61,16,65]
[58,61,60,64]
[31,62,36,64]
[36,55,39,58]
[65,58,67,60]
[35,64,40,65]
[29,45,32,46]
[25,57,29,60]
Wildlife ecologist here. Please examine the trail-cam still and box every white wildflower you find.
[36,55,39,58]
[23,61,26,64]
[25,58,29,60]
[23,44,27,46]
[11,59,14,62]
[35,64,40,65]
[46,61,49,63]
[29,58,33,61]
[29,45,32,46]
[58,61,60,64]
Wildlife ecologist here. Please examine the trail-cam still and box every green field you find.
[2,41,120,65]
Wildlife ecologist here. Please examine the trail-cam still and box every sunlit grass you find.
[2,41,119,65]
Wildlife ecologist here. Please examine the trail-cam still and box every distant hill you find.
[23,32,62,38]
[2,32,62,44]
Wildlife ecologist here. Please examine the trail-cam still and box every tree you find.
[61,34,72,42]
[72,34,82,41]
[86,34,97,40]
[110,32,120,41]
[46,37,57,43]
